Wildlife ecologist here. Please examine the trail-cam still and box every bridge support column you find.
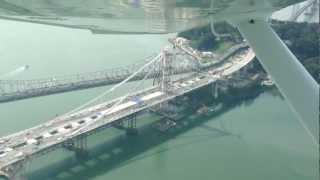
[126,114,138,136]
[0,81,5,96]
[0,170,10,180]
[210,83,215,98]
[213,82,219,99]
[113,120,126,130]
[0,160,28,180]
[63,135,89,159]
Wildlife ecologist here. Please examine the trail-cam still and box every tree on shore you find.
[178,21,320,83]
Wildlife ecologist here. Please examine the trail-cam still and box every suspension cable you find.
[57,53,161,119]
[69,55,161,136]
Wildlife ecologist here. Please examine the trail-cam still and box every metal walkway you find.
[0,48,255,179]
[0,41,248,103]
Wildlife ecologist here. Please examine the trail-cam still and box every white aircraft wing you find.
[236,19,319,145]
[0,0,303,34]
[0,0,210,34]
[0,0,318,144]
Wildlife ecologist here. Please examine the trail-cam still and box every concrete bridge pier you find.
[126,114,138,136]
[112,120,126,130]
[0,161,27,180]
[63,135,89,159]
[0,82,5,96]
[112,115,139,135]
[0,170,9,180]
[213,82,220,99]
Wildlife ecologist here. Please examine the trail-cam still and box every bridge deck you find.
[0,48,255,174]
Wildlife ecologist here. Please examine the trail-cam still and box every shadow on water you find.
[27,104,239,180]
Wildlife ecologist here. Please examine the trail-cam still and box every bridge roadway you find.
[0,49,255,178]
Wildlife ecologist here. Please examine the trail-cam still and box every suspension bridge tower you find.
[154,46,174,93]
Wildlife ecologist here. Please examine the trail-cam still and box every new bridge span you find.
[0,48,255,179]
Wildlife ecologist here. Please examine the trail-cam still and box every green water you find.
[0,20,318,180]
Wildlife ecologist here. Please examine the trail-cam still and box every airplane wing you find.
[0,0,302,34]
[0,0,318,144]
[0,0,210,34]
[236,19,319,145]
